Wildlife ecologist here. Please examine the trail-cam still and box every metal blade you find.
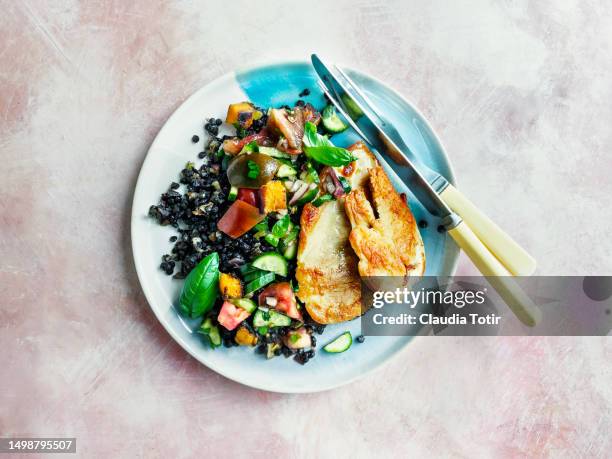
[333,66,449,193]
[311,54,460,228]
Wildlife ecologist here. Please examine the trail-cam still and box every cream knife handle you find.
[448,221,541,326]
[440,184,536,276]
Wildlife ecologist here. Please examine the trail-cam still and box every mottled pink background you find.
[1,1,611,457]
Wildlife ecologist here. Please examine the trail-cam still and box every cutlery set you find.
[311,54,540,326]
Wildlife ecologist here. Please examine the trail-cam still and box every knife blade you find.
[311,54,460,229]
[333,65,450,194]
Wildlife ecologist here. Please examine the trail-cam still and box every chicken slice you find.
[345,165,426,278]
[296,142,378,324]
[296,200,362,324]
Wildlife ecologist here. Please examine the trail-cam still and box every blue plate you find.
[131,61,458,393]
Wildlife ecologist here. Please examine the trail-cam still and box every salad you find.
[149,93,362,364]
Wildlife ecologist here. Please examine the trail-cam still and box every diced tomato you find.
[222,130,272,155]
[237,188,258,207]
[258,282,302,321]
[217,301,250,331]
[217,200,265,239]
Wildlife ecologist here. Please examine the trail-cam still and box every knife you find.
[311,55,536,277]
[311,54,540,326]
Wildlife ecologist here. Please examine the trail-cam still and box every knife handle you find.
[447,221,541,326]
[440,184,536,276]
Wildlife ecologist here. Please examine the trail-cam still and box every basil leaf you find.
[272,214,291,238]
[303,121,323,148]
[302,122,356,167]
[178,252,220,318]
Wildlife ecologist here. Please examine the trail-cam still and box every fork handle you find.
[440,184,536,276]
[447,221,541,326]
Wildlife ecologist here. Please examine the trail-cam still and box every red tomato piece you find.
[217,200,264,239]
[217,301,250,331]
[237,188,258,207]
[258,282,302,321]
[222,130,273,155]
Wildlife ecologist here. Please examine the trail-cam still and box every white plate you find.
[131,61,458,393]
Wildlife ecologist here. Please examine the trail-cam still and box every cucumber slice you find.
[322,105,349,133]
[283,226,299,243]
[341,95,364,119]
[337,176,352,194]
[231,298,257,313]
[253,309,292,328]
[323,331,352,353]
[252,252,288,277]
[239,263,258,276]
[228,186,239,201]
[208,326,221,348]
[282,240,297,260]
[245,272,276,295]
[312,194,333,207]
[258,146,291,159]
[197,318,221,348]
[243,269,265,283]
[276,163,297,178]
[199,317,214,333]
[294,187,318,206]
[252,309,268,328]
[304,162,320,184]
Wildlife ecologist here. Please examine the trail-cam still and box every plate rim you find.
[130,59,459,393]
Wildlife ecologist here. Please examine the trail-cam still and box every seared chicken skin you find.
[344,166,425,278]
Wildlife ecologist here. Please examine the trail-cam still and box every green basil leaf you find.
[303,121,324,148]
[272,214,291,238]
[302,122,356,166]
[179,252,220,318]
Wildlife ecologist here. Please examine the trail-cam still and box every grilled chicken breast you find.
[296,142,377,324]
[296,142,425,323]
[296,200,362,323]
[344,165,425,278]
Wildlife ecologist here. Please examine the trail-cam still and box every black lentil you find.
[356,335,365,343]
[204,120,219,136]
[437,225,446,233]
[148,105,341,365]
[281,346,294,357]
[149,127,276,278]
[299,88,310,97]
[418,220,428,229]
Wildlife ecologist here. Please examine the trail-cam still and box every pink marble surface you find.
[1,1,611,457]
